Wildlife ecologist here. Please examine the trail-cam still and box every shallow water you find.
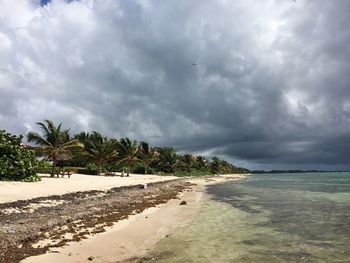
[141,173,350,262]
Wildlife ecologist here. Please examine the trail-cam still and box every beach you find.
[0,173,246,263]
[0,173,178,204]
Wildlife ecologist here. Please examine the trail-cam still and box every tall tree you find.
[77,131,118,175]
[117,138,140,176]
[138,141,158,174]
[27,120,83,177]
[210,156,222,174]
[180,154,195,172]
[194,155,209,171]
[157,147,179,173]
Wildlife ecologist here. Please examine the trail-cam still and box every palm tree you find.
[180,154,195,172]
[157,147,179,173]
[138,141,159,174]
[210,156,223,174]
[77,131,118,176]
[194,155,209,171]
[27,120,83,177]
[117,138,140,176]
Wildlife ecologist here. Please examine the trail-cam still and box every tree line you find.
[1,120,249,181]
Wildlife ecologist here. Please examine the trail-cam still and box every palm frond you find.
[27,132,52,147]
[36,122,51,140]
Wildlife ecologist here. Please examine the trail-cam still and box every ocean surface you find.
[142,173,350,262]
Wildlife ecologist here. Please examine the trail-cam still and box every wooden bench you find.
[56,170,72,178]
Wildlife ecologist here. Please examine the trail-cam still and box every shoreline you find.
[0,174,247,263]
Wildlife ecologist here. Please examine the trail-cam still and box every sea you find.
[141,173,350,262]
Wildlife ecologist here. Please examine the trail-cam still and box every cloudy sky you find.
[1,0,350,170]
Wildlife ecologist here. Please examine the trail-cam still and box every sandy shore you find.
[0,173,178,203]
[0,174,246,262]
[21,175,246,263]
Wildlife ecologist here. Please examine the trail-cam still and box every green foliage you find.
[4,120,250,178]
[0,130,40,182]
[27,120,83,177]
[76,131,117,175]
[86,163,100,174]
[156,147,179,173]
[179,154,196,172]
[194,155,209,170]
[132,163,145,174]
[138,141,158,174]
[76,167,97,175]
[35,160,52,173]
[21,174,42,182]
[117,138,141,176]
[209,156,249,174]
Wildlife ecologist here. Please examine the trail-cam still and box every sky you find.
[1,0,350,170]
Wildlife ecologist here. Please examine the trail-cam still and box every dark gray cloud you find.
[1,0,350,170]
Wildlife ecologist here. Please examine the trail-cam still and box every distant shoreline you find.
[0,174,246,263]
[252,170,350,174]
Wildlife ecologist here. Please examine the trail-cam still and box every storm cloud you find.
[1,0,350,170]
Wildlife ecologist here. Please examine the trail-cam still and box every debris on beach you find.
[0,180,193,263]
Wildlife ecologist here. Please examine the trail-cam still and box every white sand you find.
[0,173,178,203]
[22,175,246,263]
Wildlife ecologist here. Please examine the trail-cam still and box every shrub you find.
[132,164,145,174]
[35,160,52,174]
[76,168,95,175]
[86,163,100,174]
[76,168,96,175]
[0,130,40,182]
[73,164,100,175]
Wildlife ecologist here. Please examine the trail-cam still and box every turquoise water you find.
[141,173,350,262]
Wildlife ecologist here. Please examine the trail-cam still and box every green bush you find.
[132,164,145,174]
[0,130,40,182]
[77,167,97,175]
[86,163,99,174]
[72,163,100,175]
[35,160,52,174]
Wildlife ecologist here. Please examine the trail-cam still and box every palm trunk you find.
[97,164,102,176]
[127,163,130,177]
[51,159,56,177]
[145,165,148,174]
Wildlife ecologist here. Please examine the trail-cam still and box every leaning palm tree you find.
[77,131,118,176]
[27,120,83,177]
[138,141,159,174]
[116,138,140,176]
[180,154,195,172]
[156,147,179,173]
